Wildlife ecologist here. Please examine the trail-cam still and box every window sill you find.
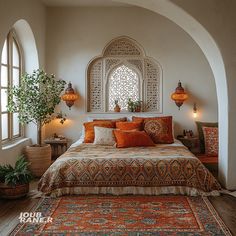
[2,137,30,150]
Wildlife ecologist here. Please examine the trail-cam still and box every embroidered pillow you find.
[196,121,218,153]
[113,130,155,148]
[93,127,116,146]
[202,127,218,156]
[83,121,116,143]
[116,121,142,131]
[132,116,174,144]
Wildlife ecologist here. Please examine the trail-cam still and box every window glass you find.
[13,113,20,136]
[1,40,7,65]
[1,113,8,140]
[13,68,19,86]
[1,89,8,112]
[1,65,8,87]
[12,40,19,67]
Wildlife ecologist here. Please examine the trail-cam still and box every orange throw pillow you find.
[84,121,116,143]
[116,121,142,131]
[113,130,155,148]
[132,116,174,144]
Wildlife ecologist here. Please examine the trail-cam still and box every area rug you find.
[12,195,231,235]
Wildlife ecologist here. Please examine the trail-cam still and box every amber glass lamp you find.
[171,81,188,109]
[61,82,78,109]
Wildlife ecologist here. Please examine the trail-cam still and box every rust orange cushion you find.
[113,130,155,148]
[132,116,174,144]
[84,121,116,143]
[116,121,142,131]
[202,126,218,156]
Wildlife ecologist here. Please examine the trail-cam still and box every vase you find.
[114,104,121,112]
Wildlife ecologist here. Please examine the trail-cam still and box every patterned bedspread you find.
[38,144,221,196]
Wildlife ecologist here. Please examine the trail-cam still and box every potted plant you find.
[7,69,66,177]
[134,100,142,112]
[0,156,33,199]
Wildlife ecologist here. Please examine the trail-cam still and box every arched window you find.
[1,31,23,142]
[108,65,139,111]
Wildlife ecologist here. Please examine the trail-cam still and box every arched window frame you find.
[1,30,24,143]
[86,36,162,113]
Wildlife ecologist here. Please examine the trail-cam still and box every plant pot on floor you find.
[0,183,29,199]
[25,145,51,177]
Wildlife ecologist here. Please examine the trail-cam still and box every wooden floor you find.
[0,177,236,236]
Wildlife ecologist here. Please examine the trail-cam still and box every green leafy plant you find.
[7,69,66,146]
[127,99,142,112]
[0,156,33,186]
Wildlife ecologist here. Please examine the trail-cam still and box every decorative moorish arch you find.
[86,36,162,113]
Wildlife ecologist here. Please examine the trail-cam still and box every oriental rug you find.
[12,195,231,235]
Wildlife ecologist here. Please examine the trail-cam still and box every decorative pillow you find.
[93,127,116,146]
[196,121,218,153]
[116,121,142,131]
[202,127,218,156]
[113,130,155,148]
[132,116,174,144]
[83,121,116,143]
[93,117,127,122]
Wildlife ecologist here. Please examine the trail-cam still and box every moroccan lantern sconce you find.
[61,82,78,109]
[171,81,188,109]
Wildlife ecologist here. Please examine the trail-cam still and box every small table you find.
[177,136,200,154]
[44,138,69,160]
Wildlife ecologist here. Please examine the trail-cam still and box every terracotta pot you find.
[25,144,51,177]
[0,183,29,199]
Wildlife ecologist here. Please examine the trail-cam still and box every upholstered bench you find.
[195,154,218,164]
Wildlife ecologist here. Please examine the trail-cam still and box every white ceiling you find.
[41,0,130,7]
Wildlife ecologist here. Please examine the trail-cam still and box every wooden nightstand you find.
[44,138,69,160]
[177,136,200,154]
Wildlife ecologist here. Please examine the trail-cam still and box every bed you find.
[38,139,221,197]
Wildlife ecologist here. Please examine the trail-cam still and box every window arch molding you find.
[86,36,162,113]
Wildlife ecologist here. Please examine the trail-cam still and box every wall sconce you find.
[171,81,188,109]
[193,102,197,118]
[61,82,78,109]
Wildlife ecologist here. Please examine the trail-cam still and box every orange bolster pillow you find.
[113,130,155,148]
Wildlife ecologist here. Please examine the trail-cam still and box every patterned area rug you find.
[12,195,231,235]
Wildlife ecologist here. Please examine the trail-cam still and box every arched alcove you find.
[12,19,39,144]
[114,0,229,188]
[87,36,162,113]
[13,19,39,73]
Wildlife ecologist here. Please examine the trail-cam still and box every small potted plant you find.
[127,98,135,112]
[134,100,142,112]
[7,69,66,177]
[114,100,121,112]
[0,156,33,199]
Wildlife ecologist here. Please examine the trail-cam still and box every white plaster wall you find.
[45,6,218,143]
[170,0,236,191]
[0,0,46,165]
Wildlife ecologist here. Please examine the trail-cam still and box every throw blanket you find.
[38,144,221,196]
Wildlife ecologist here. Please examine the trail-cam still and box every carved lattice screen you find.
[87,37,162,113]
